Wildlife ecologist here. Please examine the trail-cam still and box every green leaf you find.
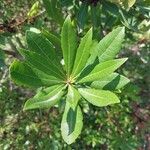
[72,28,93,78]
[10,60,62,87]
[24,85,65,110]
[94,27,125,63]
[78,88,120,107]
[26,31,56,60]
[61,17,78,76]
[123,0,136,9]
[91,73,130,90]
[77,2,88,29]
[19,49,65,79]
[61,101,83,144]
[27,1,39,19]
[0,49,5,68]
[78,58,127,83]
[66,85,81,110]
[42,29,61,51]
[42,0,64,25]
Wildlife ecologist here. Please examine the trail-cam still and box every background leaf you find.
[42,0,64,25]
[77,2,88,29]
[27,1,39,19]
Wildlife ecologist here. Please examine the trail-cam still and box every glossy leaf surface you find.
[61,101,83,144]
[78,88,120,107]
[10,60,62,87]
[96,27,125,63]
[91,73,130,90]
[61,17,77,76]
[19,49,65,79]
[72,28,92,78]
[66,85,81,110]
[24,85,65,110]
[78,58,127,83]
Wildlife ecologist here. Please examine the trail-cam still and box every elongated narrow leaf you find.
[78,58,127,83]
[61,101,83,144]
[78,88,120,107]
[19,49,65,79]
[92,27,125,63]
[10,60,62,87]
[91,73,130,90]
[72,28,92,78]
[24,85,65,110]
[61,17,78,76]
[66,85,81,110]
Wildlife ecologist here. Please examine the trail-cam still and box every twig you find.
[2,49,17,57]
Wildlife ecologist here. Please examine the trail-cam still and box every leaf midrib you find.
[98,29,123,59]
[25,52,64,79]
[79,62,119,82]
[28,33,65,76]
[31,85,64,104]
[11,70,61,83]
[73,36,90,77]
[80,89,105,99]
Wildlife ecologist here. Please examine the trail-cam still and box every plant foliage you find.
[10,16,129,144]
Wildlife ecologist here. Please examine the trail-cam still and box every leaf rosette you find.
[10,16,129,144]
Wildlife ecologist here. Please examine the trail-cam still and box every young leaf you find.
[91,73,130,90]
[19,49,65,79]
[61,17,78,76]
[61,101,83,144]
[78,88,120,107]
[72,28,92,78]
[92,27,125,63]
[27,1,39,19]
[78,58,127,83]
[10,60,61,87]
[24,85,65,110]
[66,85,81,110]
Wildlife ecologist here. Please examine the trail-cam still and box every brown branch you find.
[3,49,17,57]
[0,10,45,34]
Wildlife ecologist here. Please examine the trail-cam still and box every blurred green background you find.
[0,0,149,149]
